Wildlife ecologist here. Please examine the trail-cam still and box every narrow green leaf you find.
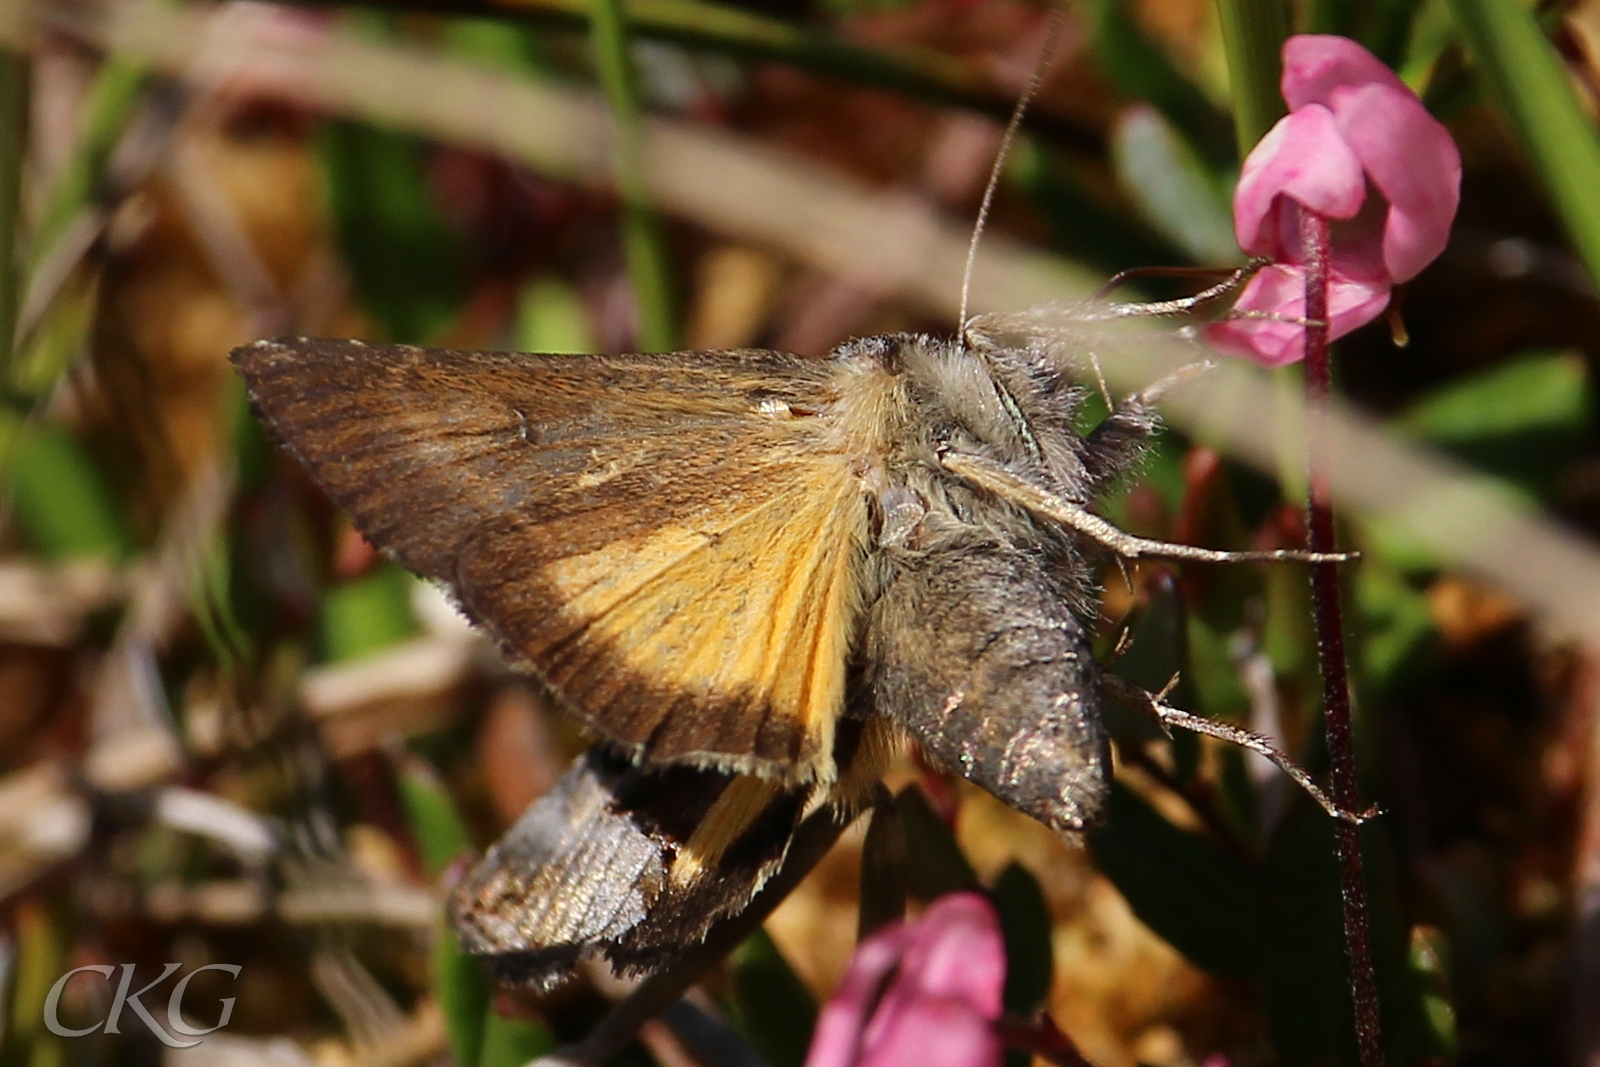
[468,0,1099,151]
[318,562,421,662]
[894,785,978,900]
[590,0,678,352]
[1395,350,1589,495]
[1213,0,1290,153]
[989,863,1053,1018]
[395,753,473,878]
[1353,557,1436,692]
[1260,803,1427,1065]
[1303,0,1425,63]
[1089,0,1235,168]
[4,418,130,561]
[394,755,493,1067]
[1447,0,1600,292]
[28,57,147,275]
[1088,783,1258,978]
[1396,350,1588,444]
[1111,107,1239,264]
[726,928,817,1067]
[477,1010,558,1067]
[1011,143,1181,277]
[321,120,468,344]
[0,47,27,379]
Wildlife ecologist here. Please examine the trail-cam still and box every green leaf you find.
[395,754,473,878]
[394,755,499,1067]
[1213,0,1290,153]
[1396,350,1589,495]
[1088,783,1258,978]
[321,120,468,344]
[3,417,130,561]
[1011,143,1181,278]
[989,863,1053,1019]
[590,0,678,352]
[445,16,551,72]
[1259,803,1428,1065]
[1110,107,1239,265]
[1304,0,1428,67]
[318,562,420,662]
[0,47,28,377]
[1086,0,1235,168]
[515,276,598,354]
[477,1011,558,1067]
[1447,0,1600,293]
[894,785,977,900]
[1409,925,1457,1062]
[434,934,492,1067]
[1396,350,1588,445]
[1354,558,1436,692]
[1258,802,1354,1062]
[726,928,817,1067]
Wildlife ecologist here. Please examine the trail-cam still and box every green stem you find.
[590,0,676,351]
[0,46,28,381]
[1213,0,1290,155]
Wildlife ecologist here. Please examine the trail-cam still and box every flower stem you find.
[1299,206,1383,1067]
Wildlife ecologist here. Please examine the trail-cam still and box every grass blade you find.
[1446,0,1600,293]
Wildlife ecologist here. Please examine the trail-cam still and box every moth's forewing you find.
[864,542,1110,834]
[449,745,843,989]
[231,340,873,781]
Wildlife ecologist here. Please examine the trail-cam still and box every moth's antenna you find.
[957,7,1068,344]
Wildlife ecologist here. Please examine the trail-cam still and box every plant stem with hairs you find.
[1300,206,1383,1067]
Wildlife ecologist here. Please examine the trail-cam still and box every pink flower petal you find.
[805,893,1007,1067]
[807,926,917,1067]
[1203,264,1392,367]
[888,894,1006,1015]
[859,998,1002,1067]
[1326,83,1461,281]
[1281,34,1412,110]
[1234,104,1367,260]
[1280,34,1461,283]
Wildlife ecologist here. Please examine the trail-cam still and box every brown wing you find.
[233,339,877,781]
[448,748,812,989]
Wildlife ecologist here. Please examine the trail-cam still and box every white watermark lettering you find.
[42,963,243,1048]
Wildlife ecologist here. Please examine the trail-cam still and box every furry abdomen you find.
[863,541,1109,834]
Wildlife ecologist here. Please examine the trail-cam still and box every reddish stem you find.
[1299,206,1384,1066]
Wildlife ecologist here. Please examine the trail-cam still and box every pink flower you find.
[804,893,1006,1067]
[1205,35,1461,366]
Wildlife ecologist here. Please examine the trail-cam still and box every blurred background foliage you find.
[0,0,1598,1065]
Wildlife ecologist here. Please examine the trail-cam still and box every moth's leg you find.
[942,451,1356,565]
[1089,258,1269,311]
[1082,360,1217,487]
[1102,674,1379,825]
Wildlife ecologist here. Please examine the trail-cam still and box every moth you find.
[232,313,1346,990]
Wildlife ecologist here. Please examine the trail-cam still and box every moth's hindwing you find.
[864,542,1110,834]
[449,747,810,989]
[232,340,876,781]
